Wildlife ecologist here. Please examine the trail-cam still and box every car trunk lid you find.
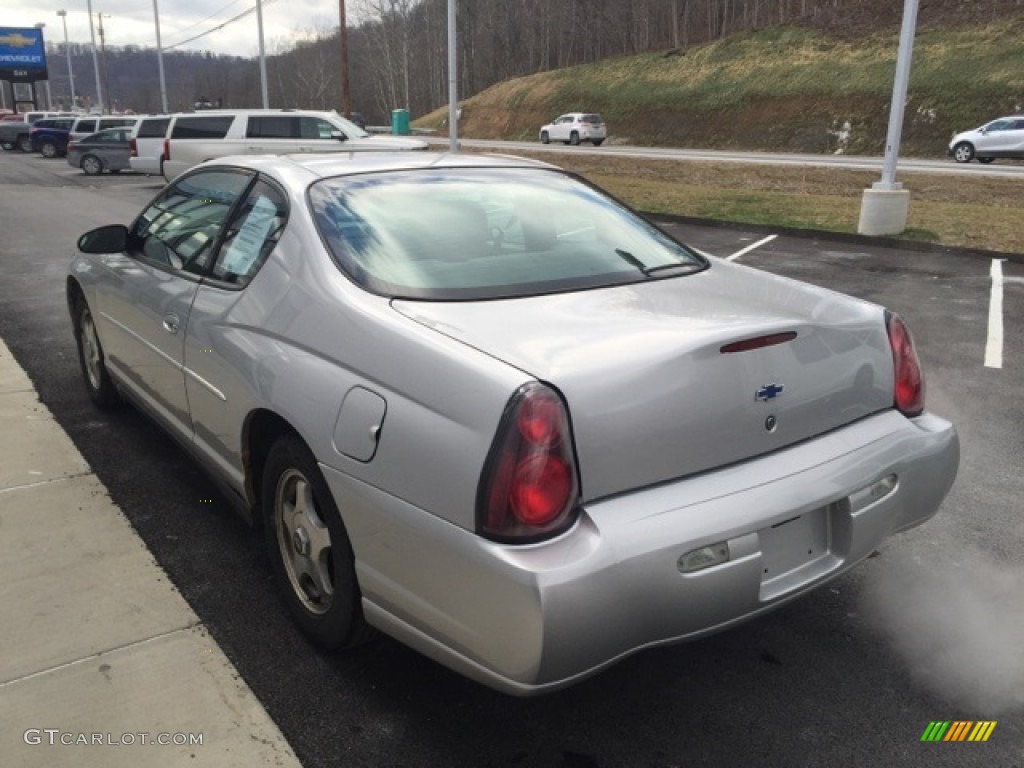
[392,261,894,501]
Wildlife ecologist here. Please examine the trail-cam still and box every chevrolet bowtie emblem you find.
[756,383,784,402]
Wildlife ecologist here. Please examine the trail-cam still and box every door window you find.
[299,117,339,139]
[130,170,254,275]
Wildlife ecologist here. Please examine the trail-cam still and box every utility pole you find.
[338,0,351,118]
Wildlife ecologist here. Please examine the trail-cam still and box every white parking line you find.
[984,259,1004,369]
[726,234,778,261]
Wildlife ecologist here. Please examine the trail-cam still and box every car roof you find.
[201,151,558,182]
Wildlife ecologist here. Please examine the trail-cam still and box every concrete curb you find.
[0,338,303,768]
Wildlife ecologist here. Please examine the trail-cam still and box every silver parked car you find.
[67,152,959,695]
[948,114,1024,163]
[67,127,133,175]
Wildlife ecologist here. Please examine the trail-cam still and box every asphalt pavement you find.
[0,149,1021,767]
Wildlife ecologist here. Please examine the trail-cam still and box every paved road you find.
[426,137,1024,179]
[1,150,1021,767]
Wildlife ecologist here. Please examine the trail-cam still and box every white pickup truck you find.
[160,109,428,181]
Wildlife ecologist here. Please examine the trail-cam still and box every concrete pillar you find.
[858,184,911,236]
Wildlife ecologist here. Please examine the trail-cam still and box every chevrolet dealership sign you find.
[0,27,48,83]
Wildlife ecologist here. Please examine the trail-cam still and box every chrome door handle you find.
[162,314,180,334]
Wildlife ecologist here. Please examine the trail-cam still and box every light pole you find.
[858,0,920,236]
[151,0,168,112]
[338,0,351,118]
[256,0,268,108]
[85,0,104,113]
[57,10,76,110]
[448,0,457,151]
[33,24,53,109]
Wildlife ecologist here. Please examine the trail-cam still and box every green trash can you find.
[391,108,410,136]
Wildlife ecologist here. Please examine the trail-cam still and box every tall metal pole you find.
[33,24,53,110]
[256,0,269,108]
[57,11,76,109]
[447,0,457,151]
[152,0,168,112]
[97,13,112,112]
[876,0,919,190]
[338,0,351,117]
[85,0,104,113]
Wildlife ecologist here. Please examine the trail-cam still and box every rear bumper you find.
[326,409,958,695]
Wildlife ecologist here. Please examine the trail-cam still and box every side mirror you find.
[331,130,347,141]
[78,224,128,254]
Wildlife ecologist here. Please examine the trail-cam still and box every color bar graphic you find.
[921,721,996,742]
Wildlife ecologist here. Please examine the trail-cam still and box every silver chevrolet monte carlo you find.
[67,152,959,695]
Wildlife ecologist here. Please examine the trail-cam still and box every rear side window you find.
[171,116,233,139]
[246,116,296,139]
[75,119,97,134]
[137,118,170,138]
[210,180,288,287]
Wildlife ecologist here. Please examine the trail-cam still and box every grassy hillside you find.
[416,17,1024,158]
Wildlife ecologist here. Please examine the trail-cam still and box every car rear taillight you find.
[129,137,137,157]
[478,383,580,543]
[163,138,170,161]
[67,140,75,151]
[886,311,925,417]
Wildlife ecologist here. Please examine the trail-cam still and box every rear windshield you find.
[582,114,603,124]
[309,167,706,301]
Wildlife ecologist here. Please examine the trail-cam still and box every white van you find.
[128,115,172,175]
[161,109,428,181]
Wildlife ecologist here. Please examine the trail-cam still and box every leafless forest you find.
[27,0,1018,121]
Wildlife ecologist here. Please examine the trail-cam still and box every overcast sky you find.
[3,0,344,58]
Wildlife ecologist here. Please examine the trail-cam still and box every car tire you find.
[540,131,550,144]
[262,435,375,650]
[570,131,580,146]
[73,296,120,410]
[81,154,103,176]
[1,141,14,151]
[40,140,58,159]
[17,135,32,153]
[592,139,604,147]
[952,142,974,163]
[977,157,995,164]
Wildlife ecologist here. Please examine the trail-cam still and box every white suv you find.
[539,113,607,146]
[948,114,1024,163]
[161,109,428,181]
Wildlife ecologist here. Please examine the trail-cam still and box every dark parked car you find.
[30,118,76,158]
[67,127,132,175]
